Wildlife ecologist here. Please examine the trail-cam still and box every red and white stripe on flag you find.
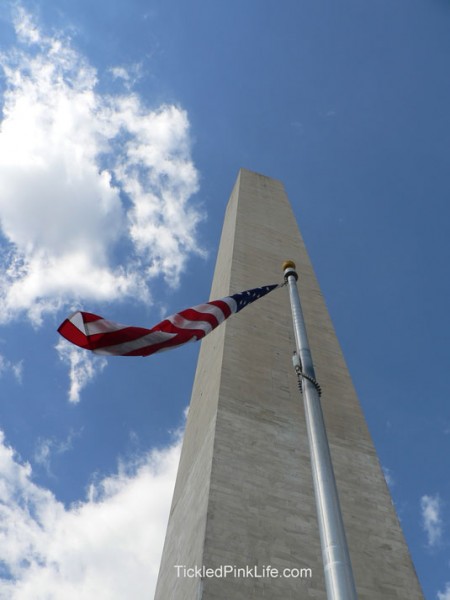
[58,298,238,357]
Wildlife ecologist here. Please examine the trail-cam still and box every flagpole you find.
[283,260,358,600]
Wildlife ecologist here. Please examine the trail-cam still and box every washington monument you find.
[155,169,424,599]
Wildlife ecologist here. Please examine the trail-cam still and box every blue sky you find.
[0,1,449,597]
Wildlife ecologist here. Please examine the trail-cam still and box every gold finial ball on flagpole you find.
[282,260,296,271]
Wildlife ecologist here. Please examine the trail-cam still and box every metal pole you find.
[282,260,358,600]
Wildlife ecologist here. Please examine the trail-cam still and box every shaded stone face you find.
[155,169,424,599]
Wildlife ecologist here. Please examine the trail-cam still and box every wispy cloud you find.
[438,583,450,600]
[0,428,181,598]
[55,339,107,403]
[34,429,82,475]
[109,63,143,90]
[0,354,23,383]
[420,494,443,548]
[0,7,203,328]
[382,466,395,488]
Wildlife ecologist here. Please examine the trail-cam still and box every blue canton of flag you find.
[231,285,280,312]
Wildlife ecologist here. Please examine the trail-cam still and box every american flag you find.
[57,284,279,357]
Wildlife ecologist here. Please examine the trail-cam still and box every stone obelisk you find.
[154,169,424,599]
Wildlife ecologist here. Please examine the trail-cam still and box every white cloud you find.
[0,354,23,383]
[382,466,394,488]
[420,494,443,548]
[438,583,450,600]
[0,429,181,599]
[13,6,41,44]
[33,438,53,474]
[0,8,203,327]
[55,339,107,404]
[34,430,82,475]
[109,63,143,90]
